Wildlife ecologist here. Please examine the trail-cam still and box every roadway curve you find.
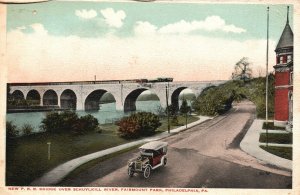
[61,101,292,188]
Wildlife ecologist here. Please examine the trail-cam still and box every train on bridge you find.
[8,77,173,86]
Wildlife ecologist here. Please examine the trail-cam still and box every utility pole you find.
[166,85,170,133]
[47,142,51,160]
[265,6,269,148]
[184,96,187,129]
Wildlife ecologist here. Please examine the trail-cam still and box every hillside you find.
[192,75,274,118]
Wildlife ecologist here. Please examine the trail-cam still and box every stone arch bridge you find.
[8,80,225,112]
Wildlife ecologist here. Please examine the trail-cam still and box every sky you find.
[6,2,293,82]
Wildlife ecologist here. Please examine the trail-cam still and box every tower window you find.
[287,55,292,63]
[279,56,283,64]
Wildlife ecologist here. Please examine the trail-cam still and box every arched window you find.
[287,55,292,63]
[279,56,283,64]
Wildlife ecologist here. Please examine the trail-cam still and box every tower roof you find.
[275,23,293,50]
[275,6,293,51]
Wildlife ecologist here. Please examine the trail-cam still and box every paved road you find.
[60,101,292,188]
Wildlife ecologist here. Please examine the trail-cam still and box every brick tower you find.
[273,6,293,128]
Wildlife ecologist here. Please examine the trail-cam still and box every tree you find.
[180,99,191,128]
[232,57,252,82]
[166,104,179,125]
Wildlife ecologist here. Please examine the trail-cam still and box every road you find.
[60,101,292,188]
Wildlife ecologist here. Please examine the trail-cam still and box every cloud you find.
[100,8,126,28]
[134,21,157,35]
[135,16,246,35]
[30,23,48,35]
[75,9,97,19]
[16,26,26,31]
[6,23,274,83]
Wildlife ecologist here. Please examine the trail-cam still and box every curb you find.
[240,119,292,171]
[31,116,211,186]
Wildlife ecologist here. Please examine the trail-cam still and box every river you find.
[6,100,162,133]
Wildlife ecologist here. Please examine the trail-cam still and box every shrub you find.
[41,112,64,133]
[41,111,99,134]
[6,121,19,138]
[21,124,34,136]
[73,114,99,134]
[117,112,161,139]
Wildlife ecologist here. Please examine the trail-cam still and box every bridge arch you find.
[124,88,161,112]
[43,90,58,106]
[11,90,25,100]
[26,89,41,105]
[60,89,77,110]
[84,89,116,111]
[171,87,196,111]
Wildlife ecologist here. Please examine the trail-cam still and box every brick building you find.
[273,7,293,129]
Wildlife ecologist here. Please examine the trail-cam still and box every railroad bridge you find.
[8,80,225,112]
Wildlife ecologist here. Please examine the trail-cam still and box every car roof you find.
[139,141,168,150]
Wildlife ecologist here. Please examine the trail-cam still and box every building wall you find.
[275,71,290,86]
[274,88,289,122]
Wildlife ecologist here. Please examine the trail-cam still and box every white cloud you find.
[75,9,97,19]
[16,26,26,31]
[30,23,48,35]
[100,8,126,28]
[6,24,274,83]
[134,21,157,35]
[135,16,246,35]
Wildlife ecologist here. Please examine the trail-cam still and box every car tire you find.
[143,166,151,179]
[163,157,167,166]
[128,167,134,177]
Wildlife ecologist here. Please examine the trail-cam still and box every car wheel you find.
[163,157,167,166]
[143,166,151,179]
[128,167,134,177]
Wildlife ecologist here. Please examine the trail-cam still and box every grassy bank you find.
[259,133,292,144]
[262,122,286,130]
[6,115,198,186]
[260,146,292,160]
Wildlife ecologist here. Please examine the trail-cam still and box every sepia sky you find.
[6,2,293,82]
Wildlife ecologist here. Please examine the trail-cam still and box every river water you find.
[6,99,195,134]
[6,100,162,133]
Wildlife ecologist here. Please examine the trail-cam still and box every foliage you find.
[73,114,100,134]
[180,99,191,114]
[22,124,34,136]
[117,112,161,139]
[166,104,179,125]
[193,75,274,118]
[41,111,99,134]
[232,57,253,82]
[6,121,19,138]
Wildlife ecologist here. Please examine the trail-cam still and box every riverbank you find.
[6,115,198,186]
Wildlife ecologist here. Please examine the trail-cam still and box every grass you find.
[6,124,132,186]
[6,115,199,186]
[262,122,286,130]
[156,115,199,133]
[58,144,143,185]
[260,146,292,160]
[259,133,292,144]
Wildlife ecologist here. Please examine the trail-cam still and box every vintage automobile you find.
[127,141,168,178]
